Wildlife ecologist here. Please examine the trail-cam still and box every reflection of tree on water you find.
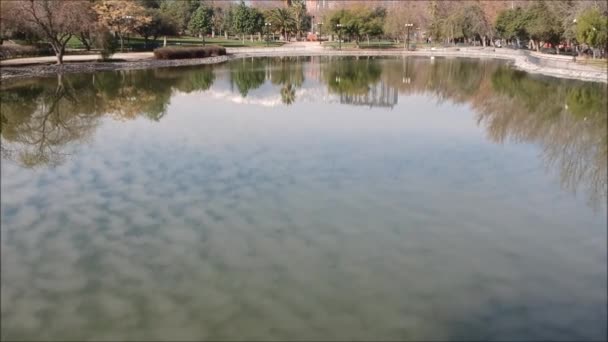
[1,58,605,208]
[480,68,607,209]
[1,75,102,167]
[269,56,305,106]
[376,57,606,208]
[322,57,397,108]
[229,58,266,98]
[1,66,217,168]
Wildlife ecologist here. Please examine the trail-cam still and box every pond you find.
[1,56,606,341]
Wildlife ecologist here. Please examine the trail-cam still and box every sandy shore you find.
[1,46,606,83]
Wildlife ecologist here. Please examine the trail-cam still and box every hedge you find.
[153,46,226,60]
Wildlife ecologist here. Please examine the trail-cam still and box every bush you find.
[92,27,116,61]
[153,46,226,60]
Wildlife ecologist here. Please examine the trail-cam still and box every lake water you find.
[1,56,606,341]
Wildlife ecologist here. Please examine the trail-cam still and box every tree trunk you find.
[163,36,167,47]
[555,45,559,54]
[203,35,206,46]
[482,35,486,47]
[55,46,64,65]
[242,34,245,44]
[119,34,124,52]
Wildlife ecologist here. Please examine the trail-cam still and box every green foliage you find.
[159,0,199,34]
[230,1,263,39]
[188,5,213,44]
[327,8,385,45]
[323,58,382,95]
[230,58,266,97]
[135,9,177,44]
[576,7,608,49]
[92,27,117,61]
[525,1,563,48]
[267,8,296,40]
[495,7,528,40]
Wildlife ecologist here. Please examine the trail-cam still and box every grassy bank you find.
[66,36,285,50]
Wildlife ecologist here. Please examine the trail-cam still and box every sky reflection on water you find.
[1,56,606,341]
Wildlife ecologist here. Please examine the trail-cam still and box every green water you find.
[1,56,606,341]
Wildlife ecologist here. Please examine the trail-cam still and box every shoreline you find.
[1,47,606,83]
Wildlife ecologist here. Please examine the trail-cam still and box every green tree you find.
[290,0,307,40]
[524,1,564,53]
[230,58,266,97]
[135,9,177,48]
[159,0,199,34]
[189,5,213,45]
[267,8,296,42]
[495,7,529,46]
[576,7,608,58]
[232,4,264,43]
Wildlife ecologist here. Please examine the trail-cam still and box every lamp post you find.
[318,22,323,44]
[404,23,413,50]
[265,22,272,47]
[122,15,134,52]
[336,23,343,50]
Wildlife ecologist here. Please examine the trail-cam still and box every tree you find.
[576,7,608,58]
[290,0,307,40]
[267,8,296,42]
[94,0,152,52]
[524,1,564,53]
[384,5,428,43]
[232,1,251,43]
[189,5,213,45]
[135,9,177,48]
[159,0,200,34]
[5,0,93,64]
[459,3,493,46]
[211,6,225,37]
[495,7,529,46]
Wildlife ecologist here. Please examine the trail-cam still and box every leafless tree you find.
[6,0,93,64]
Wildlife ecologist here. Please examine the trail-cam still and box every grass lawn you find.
[321,41,439,50]
[66,35,284,50]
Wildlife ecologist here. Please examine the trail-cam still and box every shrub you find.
[92,27,117,61]
[153,46,226,60]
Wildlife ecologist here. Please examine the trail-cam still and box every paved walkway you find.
[1,43,606,83]
[0,52,153,66]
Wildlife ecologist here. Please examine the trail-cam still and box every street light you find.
[317,22,323,45]
[121,16,134,52]
[336,23,343,50]
[265,22,272,47]
[404,23,414,50]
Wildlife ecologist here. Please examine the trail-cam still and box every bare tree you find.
[7,0,93,64]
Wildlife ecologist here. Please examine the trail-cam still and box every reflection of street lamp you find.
[402,56,410,84]
[336,23,343,50]
[404,23,414,50]
[265,22,272,47]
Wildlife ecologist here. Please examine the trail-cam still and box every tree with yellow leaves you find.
[94,0,151,52]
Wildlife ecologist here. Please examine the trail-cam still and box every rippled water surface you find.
[1,56,607,341]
